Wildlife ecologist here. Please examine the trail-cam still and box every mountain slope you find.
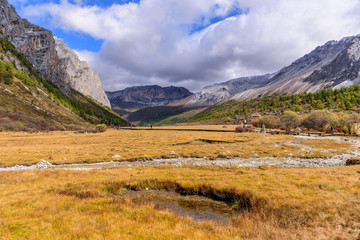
[0,0,110,107]
[0,37,129,131]
[185,74,274,107]
[185,35,360,107]
[107,85,193,110]
[232,36,359,100]
[187,84,360,125]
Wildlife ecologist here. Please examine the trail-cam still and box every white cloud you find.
[22,0,360,91]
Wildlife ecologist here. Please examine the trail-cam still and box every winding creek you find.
[1,135,359,171]
[0,153,356,171]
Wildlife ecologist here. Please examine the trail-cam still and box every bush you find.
[253,115,281,129]
[95,124,107,132]
[301,110,330,131]
[294,106,303,112]
[281,111,300,132]
[15,71,38,87]
[235,126,255,133]
[0,60,14,85]
[338,114,359,135]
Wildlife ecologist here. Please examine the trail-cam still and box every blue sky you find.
[11,0,242,52]
[8,0,360,91]
[9,0,140,51]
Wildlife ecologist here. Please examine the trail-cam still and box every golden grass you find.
[0,129,354,167]
[0,165,359,239]
[301,139,352,150]
[1,129,359,239]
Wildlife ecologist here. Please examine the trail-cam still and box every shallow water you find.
[154,202,231,223]
[123,190,234,223]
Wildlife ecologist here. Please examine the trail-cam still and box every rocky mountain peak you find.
[301,36,360,87]
[54,37,110,107]
[0,0,110,107]
[185,74,273,107]
[230,35,360,100]
[107,85,193,110]
[0,0,65,89]
[185,34,360,106]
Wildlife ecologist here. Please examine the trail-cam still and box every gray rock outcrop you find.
[55,37,110,107]
[0,0,110,107]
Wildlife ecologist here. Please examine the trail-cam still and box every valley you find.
[0,0,360,239]
[0,128,359,239]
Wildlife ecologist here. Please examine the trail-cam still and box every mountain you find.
[0,0,110,107]
[55,37,110,107]
[0,37,129,131]
[135,35,360,126]
[106,85,193,110]
[185,74,274,107]
[231,35,360,100]
[186,35,360,106]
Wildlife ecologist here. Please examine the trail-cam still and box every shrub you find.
[0,60,14,85]
[281,111,300,132]
[253,115,281,129]
[294,106,303,112]
[338,114,359,135]
[95,124,107,132]
[15,71,38,87]
[235,126,255,133]
[301,110,330,131]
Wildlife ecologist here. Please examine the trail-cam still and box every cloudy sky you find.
[8,0,360,92]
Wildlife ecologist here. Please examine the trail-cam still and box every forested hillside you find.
[189,85,360,123]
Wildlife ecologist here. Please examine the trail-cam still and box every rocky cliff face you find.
[107,85,193,109]
[55,37,110,107]
[0,0,65,89]
[0,0,110,107]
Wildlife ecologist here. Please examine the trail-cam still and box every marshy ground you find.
[0,126,359,239]
[0,126,355,167]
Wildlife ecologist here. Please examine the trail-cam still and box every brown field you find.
[0,128,354,167]
[0,128,359,239]
[0,165,359,239]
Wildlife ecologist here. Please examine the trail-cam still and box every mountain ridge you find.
[107,85,193,110]
[185,35,360,106]
[0,0,110,107]
[231,35,360,100]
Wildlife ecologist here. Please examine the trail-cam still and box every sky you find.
[8,0,360,92]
